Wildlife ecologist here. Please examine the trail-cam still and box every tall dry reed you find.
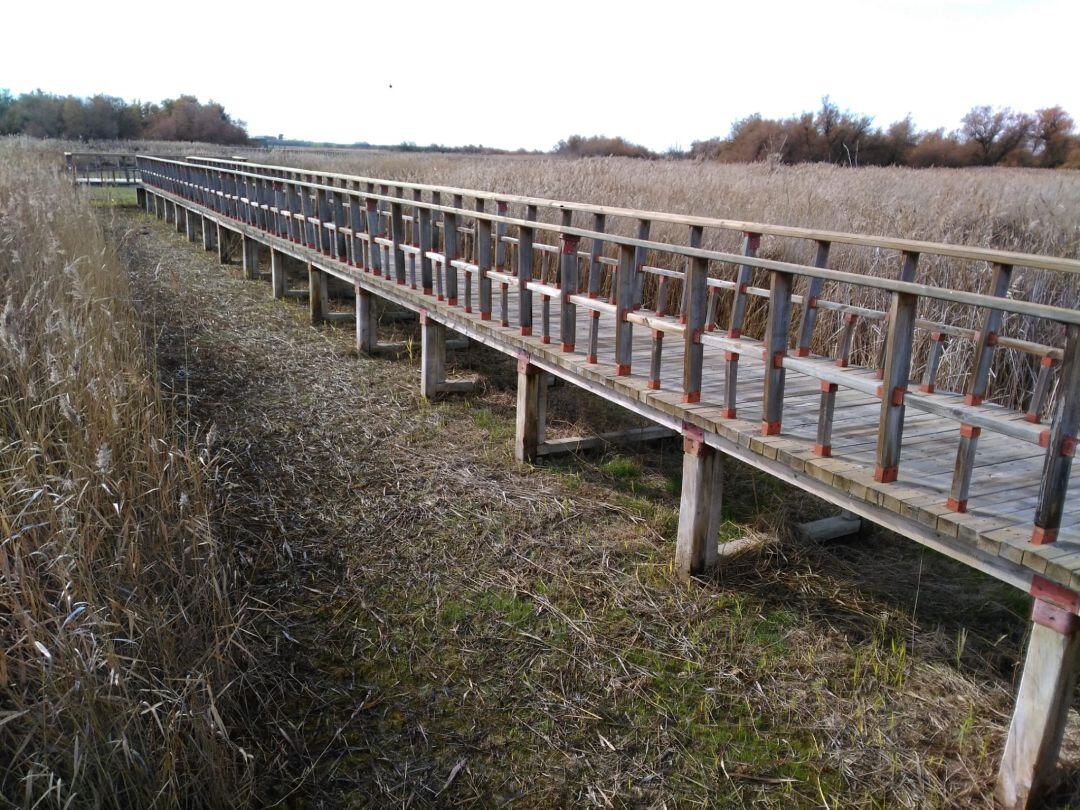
[0,144,254,806]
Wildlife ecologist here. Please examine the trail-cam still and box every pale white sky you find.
[4,0,1077,150]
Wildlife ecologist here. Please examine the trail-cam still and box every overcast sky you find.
[4,0,1077,150]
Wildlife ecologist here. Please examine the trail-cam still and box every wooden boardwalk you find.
[134,154,1078,808]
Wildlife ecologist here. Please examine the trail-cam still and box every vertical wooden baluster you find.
[633,218,651,307]
[445,195,461,305]
[390,197,406,285]
[1027,357,1059,424]
[874,251,920,483]
[318,185,332,254]
[648,329,664,390]
[348,190,363,266]
[1030,324,1079,545]
[478,213,493,321]
[761,267,794,435]
[682,227,707,403]
[467,199,486,313]
[518,206,536,336]
[795,241,831,356]
[815,313,859,457]
[919,331,946,393]
[586,213,606,363]
[302,182,316,248]
[496,201,509,327]
[615,244,635,375]
[560,231,580,353]
[722,232,761,418]
[416,190,433,293]
[365,195,381,276]
[948,262,1013,511]
[335,187,348,261]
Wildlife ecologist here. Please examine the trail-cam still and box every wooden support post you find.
[998,580,1080,809]
[874,251,919,483]
[242,236,259,280]
[682,228,707,403]
[761,268,794,435]
[201,216,214,251]
[136,187,146,209]
[514,353,547,463]
[421,310,446,400]
[186,210,199,243]
[355,284,376,353]
[675,425,723,579]
[270,249,287,299]
[308,262,326,325]
[216,224,230,264]
[1031,324,1079,545]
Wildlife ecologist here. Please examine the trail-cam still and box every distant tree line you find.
[557,98,1080,168]
[0,90,249,145]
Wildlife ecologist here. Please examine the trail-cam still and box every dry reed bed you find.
[0,146,254,805]
[264,150,1080,413]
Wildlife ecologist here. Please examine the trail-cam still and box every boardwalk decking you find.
[133,153,1078,808]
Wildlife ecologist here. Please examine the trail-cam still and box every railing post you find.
[390,198,407,285]
[365,197,382,276]
[1031,324,1079,545]
[559,233,580,352]
[633,218,651,307]
[795,241,831,356]
[586,213,606,364]
[761,267,794,435]
[948,262,1013,511]
[1026,357,1058,424]
[490,200,506,326]
[417,190,433,293]
[477,213,493,320]
[518,210,535,336]
[722,232,760,418]
[443,204,459,304]
[614,243,636,376]
[874,251,919,483]
[682,227,706,403]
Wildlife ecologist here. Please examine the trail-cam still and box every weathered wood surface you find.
[136,158,1080,597]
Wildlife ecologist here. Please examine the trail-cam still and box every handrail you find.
[184,154,1080,276]
[140,155,1080,325]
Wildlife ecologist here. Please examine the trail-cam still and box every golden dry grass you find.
[0,144,255,805]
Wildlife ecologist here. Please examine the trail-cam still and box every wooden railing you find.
[137,154,1080,546]
[64,152,141,186]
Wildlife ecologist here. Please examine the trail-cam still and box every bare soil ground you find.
[106,205,1080,808]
